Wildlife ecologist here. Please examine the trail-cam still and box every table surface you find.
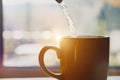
[0,76,120,80]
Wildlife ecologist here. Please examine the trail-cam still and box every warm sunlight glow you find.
[55,35,62,42]
[41,30,52,40]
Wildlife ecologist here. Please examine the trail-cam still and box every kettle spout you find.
[55,0,62,3]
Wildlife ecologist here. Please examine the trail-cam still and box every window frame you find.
[0,0,120,78]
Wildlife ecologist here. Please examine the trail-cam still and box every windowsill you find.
[0,67,120,78]
[0,67,59,78]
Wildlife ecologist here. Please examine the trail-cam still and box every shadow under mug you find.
[39,36,109,80]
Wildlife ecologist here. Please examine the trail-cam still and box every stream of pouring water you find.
[59,3,78,37]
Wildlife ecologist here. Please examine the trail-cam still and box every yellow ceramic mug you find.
[39,36,109,80]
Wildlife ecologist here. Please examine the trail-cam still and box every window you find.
[0,0,120,78]
[3,0,63,67]
[0,0,64,77]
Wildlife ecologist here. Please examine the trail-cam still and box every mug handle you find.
[38,46,62,79]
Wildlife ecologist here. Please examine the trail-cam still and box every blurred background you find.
[2,0,120,68]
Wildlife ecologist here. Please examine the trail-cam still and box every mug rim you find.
[62,35,109,39]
